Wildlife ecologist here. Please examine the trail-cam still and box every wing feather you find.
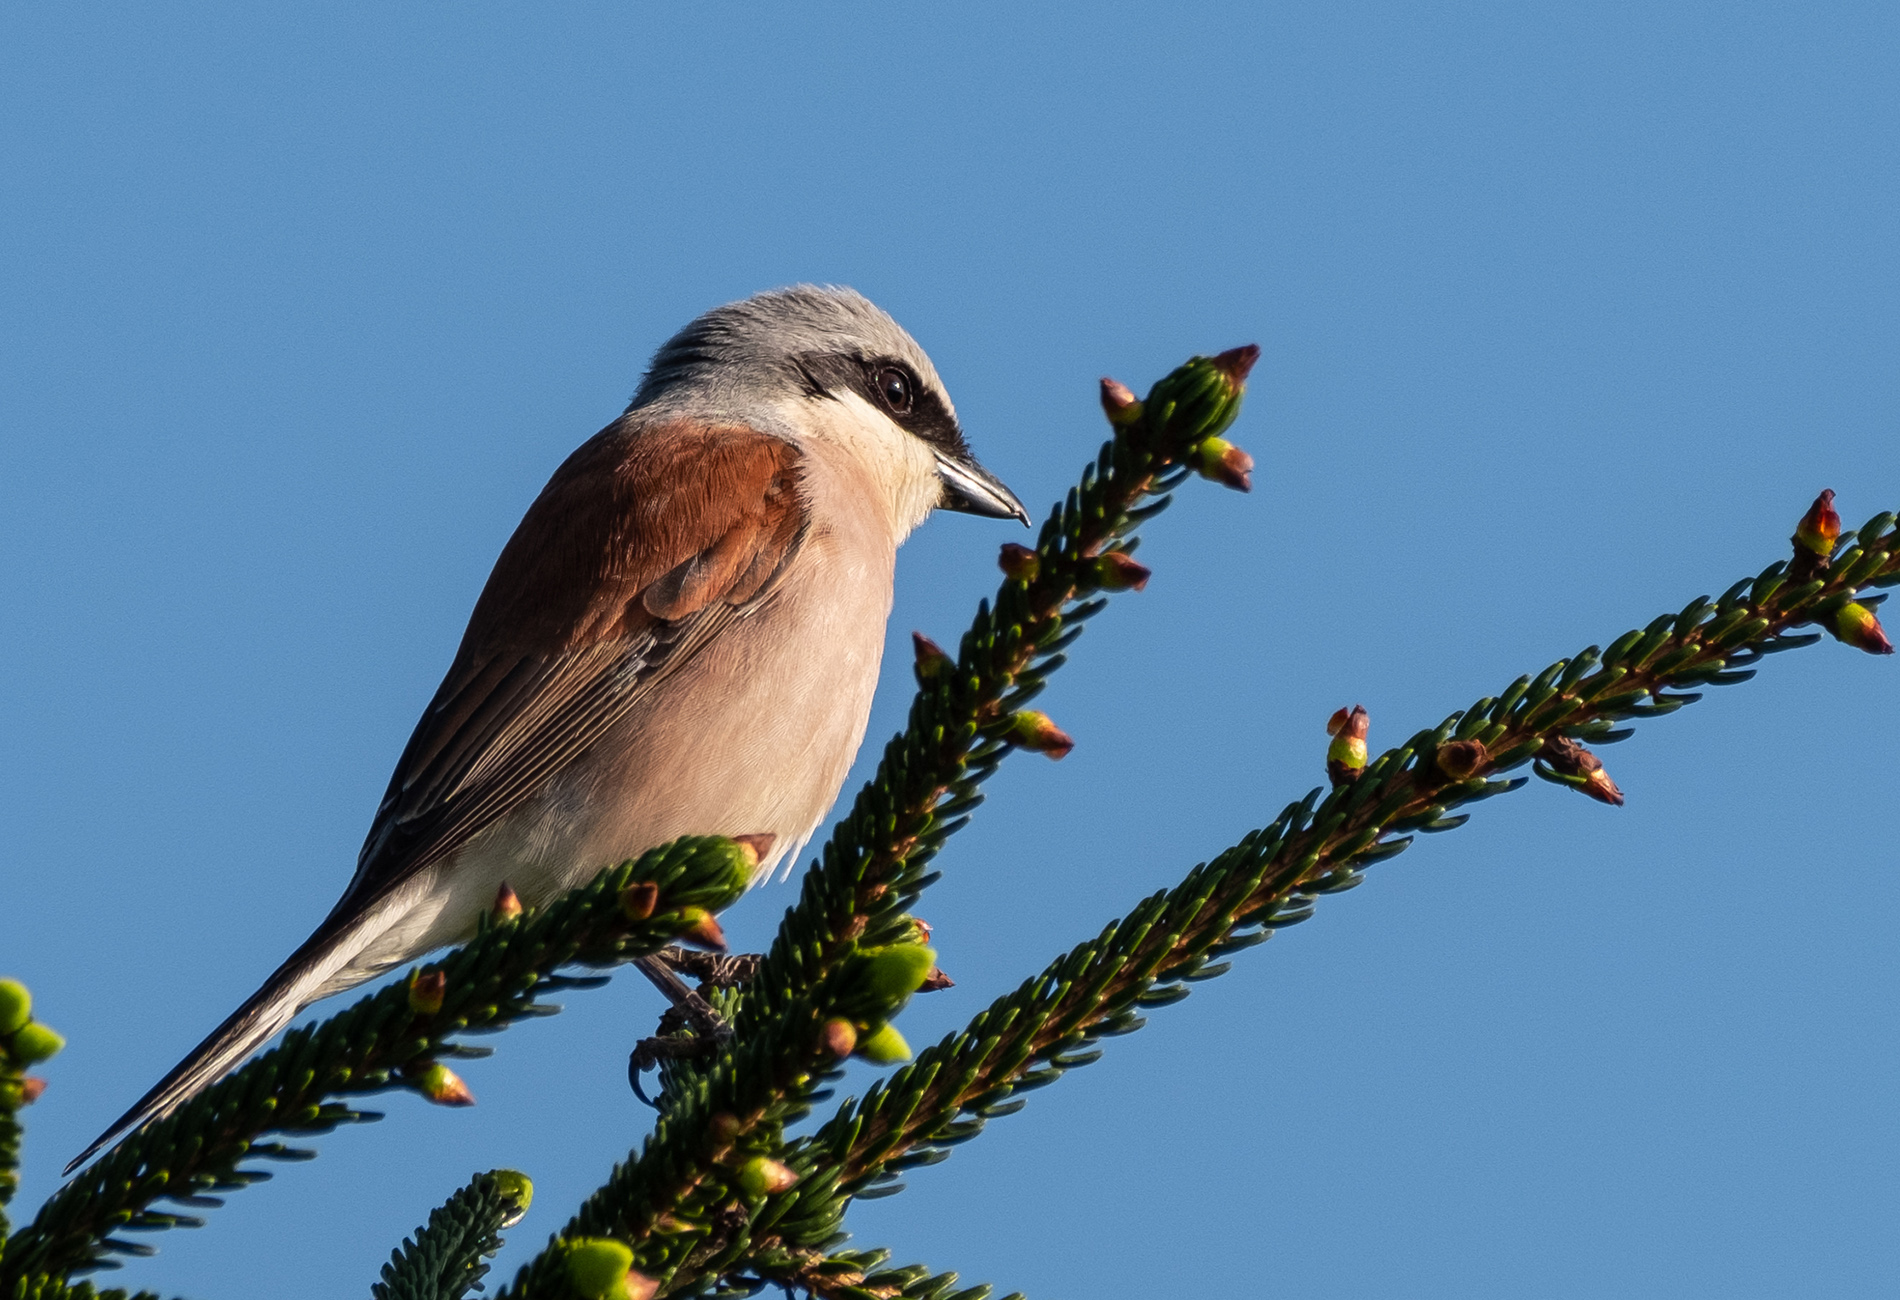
[338,419,805,915]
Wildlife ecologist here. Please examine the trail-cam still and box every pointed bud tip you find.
[1099,377,1143,425]
[912,630,950,664]
[1542,736,1624,806]
[1794,488,1843,560]
[1832,602,1894,654]
[730,833,776,870]
[1006,710,1074,759]
[998,542,1040,582]
[735,1154,802,1197]
[1583,771,1626,806]
[20,1076,47,1104]
[1212,344,1261,384]
[1092,551,1151,592]
[677,906,728,952]
[493,882,523,921]
[920,966,955,992]
[1191,437,1254,492]
[619,881,659,921]
[416,1063,475,1107]
[407,969,447,1016]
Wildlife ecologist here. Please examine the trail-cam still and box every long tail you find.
[65,902,396,1175]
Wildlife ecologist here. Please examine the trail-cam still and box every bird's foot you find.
[628,950,765,1106]
[650,945,763,989]
[627,1030,721,1105]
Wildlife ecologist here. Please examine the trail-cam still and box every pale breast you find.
[471,436,901,902]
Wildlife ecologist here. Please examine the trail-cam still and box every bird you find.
[71,285,1028,1172]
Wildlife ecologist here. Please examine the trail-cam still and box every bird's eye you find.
[876,366,913,415]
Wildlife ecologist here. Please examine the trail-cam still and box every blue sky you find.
[3,4,1897,1296]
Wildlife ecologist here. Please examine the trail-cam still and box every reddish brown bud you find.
[21,1076,46,1105]
[1832,600,1894,655]
[1190,437,1254,492]
[1434,738,1489,781]
[492,882,522,923]
[919,966,956,992]
[1005,710,1074,759]
[821,1017,858,1058]
[1099,377,1143,426]
[912,631,953,683]
[910,917,933,941]
[1541,736,1625,806]
[619,881,659,921]
[1089,551,1151,592]
[407,968,446,1017]
[1794,488,1841,560]
[730,833,776,873]
[413,1062,475,1107]
[623,1270,660,1300]
[675,906,727,952]
[1325,705,1369,739]
[998,542,1040,583]
[708,1111,743,1142]
[1211,344,1261,386]
[1325,705,1370,787]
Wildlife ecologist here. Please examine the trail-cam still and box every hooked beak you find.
[934,449,1030,525]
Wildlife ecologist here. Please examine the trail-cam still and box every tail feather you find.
[65,906,390,1175]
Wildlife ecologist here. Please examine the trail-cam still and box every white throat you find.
[783,390,943,542]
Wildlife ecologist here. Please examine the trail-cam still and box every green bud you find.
[9,1022,64,1064]
[734,1154,801,1197]
[0,979,29,1036]
[855,1022,912,1064]
[855,945,938,1002]
[724,833,776,889]
[412,1061,474,1106]
[489,1169,533,1226]
[563,1237,634,1299]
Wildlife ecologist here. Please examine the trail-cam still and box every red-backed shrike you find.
[74,286,1027,1170]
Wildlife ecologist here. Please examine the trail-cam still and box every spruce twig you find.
[372,1170,532,1300]
[0,836,761,1284]
[743,1246,1022,1300]
[496,350,1263,1299]
[719,505,1900,1272]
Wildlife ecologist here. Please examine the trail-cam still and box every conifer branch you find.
[495,351,1262,1299]
[747,503,1900,1239]
[372,1170,533,1300]
[730,350,1258,1049]
[1,981,63,1248]
[1,1079,21,1238]
[0,837,761,1284]
[743,1247,1022,1300]
[1,1280,163,1300]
